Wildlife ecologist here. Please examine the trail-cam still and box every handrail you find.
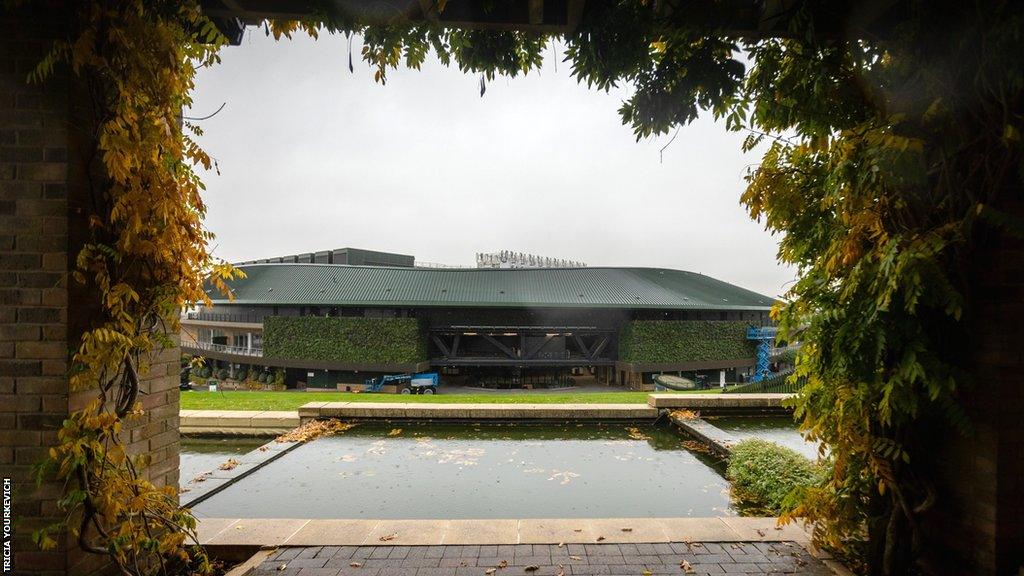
[183,311,265,324]
[182,340,263,357]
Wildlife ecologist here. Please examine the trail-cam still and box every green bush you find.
[215,368,228,380]
[619,321,756,363]
[259,373,271,384]
[263,316,426,363]
[236,369,248,381]
[726,439,821,514]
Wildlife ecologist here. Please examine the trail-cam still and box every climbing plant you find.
[263,317,426,364]
[29,1,240,574]
[618,321,755,363]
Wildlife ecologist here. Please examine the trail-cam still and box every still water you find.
[707,416,820,459]
[189,423,737,519]
[179,437,266,487]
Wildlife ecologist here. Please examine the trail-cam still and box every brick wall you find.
[922,200,1024,575]
[1,7,72,575]
[1,5,180,575]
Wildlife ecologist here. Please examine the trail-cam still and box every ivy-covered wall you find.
[618,320,756,363]
[263,316,427,363]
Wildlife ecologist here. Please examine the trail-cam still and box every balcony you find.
[183,311,266,325]
[183,340,263,357]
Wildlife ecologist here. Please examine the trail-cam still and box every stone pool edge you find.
[196,516,812,547]
[179,394,794,435]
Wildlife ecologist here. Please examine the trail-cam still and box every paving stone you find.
[691,553,734,564]
[297,547,324,559]
[315,546,343,559]
[414,568,457,576]
[251,541,833,576]
[400,557,441,568]
[479,545,498,557]
[425,546,446,558]
[276,548,304,561]
[460,545,481,557]
[386,547,409,559]
[286,557,329,569]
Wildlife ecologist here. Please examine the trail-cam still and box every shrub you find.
[236,369,248,381]
[726,439,821,514]
[216,368,228,380]
[259,372,271,384]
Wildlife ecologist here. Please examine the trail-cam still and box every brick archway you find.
[2,3,1022,575]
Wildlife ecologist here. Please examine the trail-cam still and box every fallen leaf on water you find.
[596,536,605,542]
[671,409,700,420]
[621,528,632,532]
[524,566,539,572]
[642,570,652,576]
[349,561,362,568]
[277,419,356,443]
[379,533,397,542]
[218,459,239,470]
[626,427,651,440]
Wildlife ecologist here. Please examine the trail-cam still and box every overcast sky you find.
[189,30,795,298]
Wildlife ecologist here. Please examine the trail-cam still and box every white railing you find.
[183,340,263,357]
[770,343,801,357]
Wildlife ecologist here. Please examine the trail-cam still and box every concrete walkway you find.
[180,409,300,435]
[246,541,834,575]
[647,394,791,412]
[298,403,659,422]
[197,517,810,548]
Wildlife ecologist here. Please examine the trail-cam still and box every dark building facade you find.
[181,262,776,391]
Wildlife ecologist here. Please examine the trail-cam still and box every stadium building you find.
[180,248,777,391]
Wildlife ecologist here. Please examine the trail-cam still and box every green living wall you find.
[618,320,756,363]
[263,316,427,364]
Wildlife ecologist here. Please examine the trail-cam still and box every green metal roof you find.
[210,264,775,310]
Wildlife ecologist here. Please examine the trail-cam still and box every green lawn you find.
[179,388,724,411]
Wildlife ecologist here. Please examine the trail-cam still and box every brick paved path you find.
[249,542,833,576]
